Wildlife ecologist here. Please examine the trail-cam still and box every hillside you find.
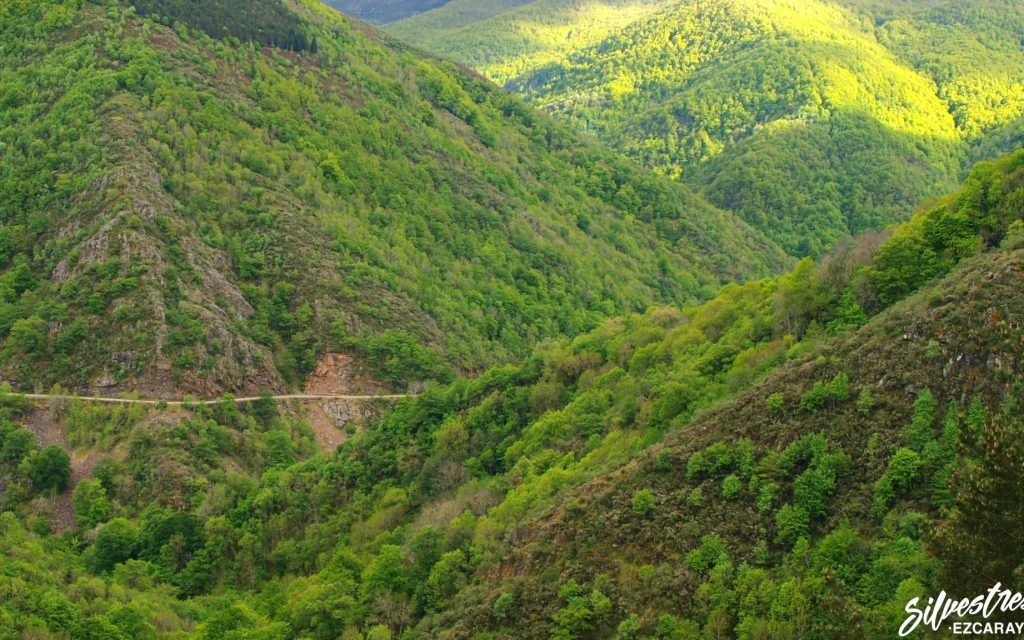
[323,0,454,23]
[392,0,1024,257]
[390,0,675,83]
[0,137,1020,637]
[0,0,787,396]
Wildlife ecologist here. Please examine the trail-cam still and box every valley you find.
[0,0,1021,639]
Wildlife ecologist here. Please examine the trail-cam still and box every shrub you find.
[778,432,829,474]
[721,474,742,500]
[616,613,641,639]
[686,442,735,479]
[906,390,937,452]
[766,392,784,414]
[28,446,71,493]
[887,448,922,492]
[685,535,727,574]
[366,625,391,640]
[492,592,515,622]
[756,482,778,514]
[90,518,139,573]
[855,388,874,414]
[799,373,849,412]
[9,315,48,357]
[632,489,655,517]
[775,504,810,545]
[72,479,112,529]
[872,475,895,514]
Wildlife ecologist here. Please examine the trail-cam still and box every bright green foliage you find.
[886,448,922,493]
[868,149,1024,304]
[906,389,937,451]
[394,0,1024,257]
[855,387,875,414]
[721,474,742,500]
[89,518,139,573]
[874,437,932,514]
[774,505,810,546]
[631,489,655,516]
[492,592,515,622]
[8,316,48,358]
[551,580,613,640]
[798,373,849,412]
[0,0,786,391]
[685,535,728,575]
[72,479,112,529]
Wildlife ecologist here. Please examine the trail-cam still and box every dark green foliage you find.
[89,519,139,573]
[935,409,1024,592]
[28,446,71,494]
[131,0,315,51]
[326,0,450,23]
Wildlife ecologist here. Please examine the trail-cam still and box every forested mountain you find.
[1,135,1022,636]
[3,0,1024,639]
[0,0,787,396]
[392,0,1024,257]
[390,0,675,83]
[323,0,453,24]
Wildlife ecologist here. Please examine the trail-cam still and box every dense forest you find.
[323,0,454,24]
[0,64,1022,634]
[0,0,786,395]
[1,0,1023,638]
[131,0,318,51]
[392,0,1024,258]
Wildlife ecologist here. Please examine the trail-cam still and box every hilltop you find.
[0,0,786,397]
[392,0,1024,257]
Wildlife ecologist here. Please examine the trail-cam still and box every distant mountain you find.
[392,0,1024,257]
[323,0,453,23]
[0,0,787,396]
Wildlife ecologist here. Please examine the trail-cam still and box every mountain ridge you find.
[391,0,1024,257]
[0,0,787,397]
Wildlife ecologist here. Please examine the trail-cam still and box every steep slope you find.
[392,0,1024,257]
[323,0,455,24]
[430,230,1024,640]
[390,0,675,83]
[0,146,1018,637]
[0,0,787,396]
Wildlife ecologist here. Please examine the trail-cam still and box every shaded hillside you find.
[392,0,1024,258]
[0,144,1019,637]
[0,0,786,395]
[324,0,454,23]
